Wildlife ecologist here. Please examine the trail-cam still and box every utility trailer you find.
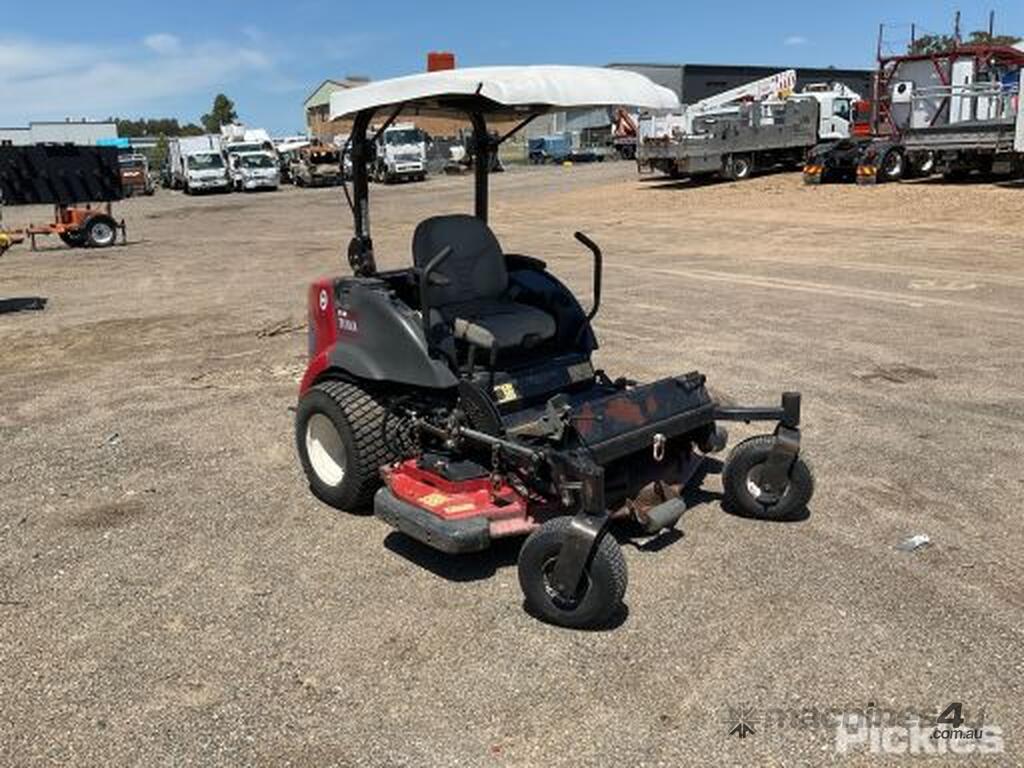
[898,58,1024,179]
[0,145,126,250]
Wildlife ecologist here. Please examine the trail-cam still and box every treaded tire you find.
[722,435,814,521]
[295,380,395,511]
[880,149,904,181]
[518,517,627,629]
[726,155,752,181]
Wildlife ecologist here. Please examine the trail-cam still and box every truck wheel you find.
[722,435,814,521]
[879,149,904,181]
[518,517,627,629]
[726,155,752,181]
[295,380,397,511]
[84,216,117,248]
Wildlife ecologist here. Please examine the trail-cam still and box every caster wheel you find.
[722,435,814,520]
[518,517,627,629]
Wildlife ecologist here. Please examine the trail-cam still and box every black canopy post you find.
[469,111,489,222]
[347,109,377,276]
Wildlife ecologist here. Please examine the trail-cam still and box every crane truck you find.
[636,70,864,182]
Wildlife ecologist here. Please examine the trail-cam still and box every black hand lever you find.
[419,245,453,344]
[573,231,602,322]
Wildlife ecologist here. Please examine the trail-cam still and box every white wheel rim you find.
[305,413,347,486]
[90,222,114,246]
[746,474,763,498]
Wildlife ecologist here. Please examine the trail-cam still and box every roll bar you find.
[344,107,538,278]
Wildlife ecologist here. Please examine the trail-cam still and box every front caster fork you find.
[714,390,803,480]
[547,453,609,600]
[754,424,801,502]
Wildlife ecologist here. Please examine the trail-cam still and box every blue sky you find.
[3,1,1022,134]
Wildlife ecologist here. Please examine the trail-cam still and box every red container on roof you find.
[427,51,456,72]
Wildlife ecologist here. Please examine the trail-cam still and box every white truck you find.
[371,123,427,183]
[228,151,280,191]
[221,125,274,155]
[637,70,860,181]
[168,136,231,194]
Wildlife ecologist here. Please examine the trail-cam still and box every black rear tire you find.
[880,149,904,181]
[295,380,397,511]
[518,517,627,629]
[722,435,814,521]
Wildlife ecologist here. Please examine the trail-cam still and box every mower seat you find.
[412,214,555,349]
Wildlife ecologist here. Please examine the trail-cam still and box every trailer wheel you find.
[84,216,117,248]
[726,155,752,181]
[879,149,904,181]
[722,435,814,521]
[518,517,627,629]
[295,380,398,511]
[908,151,935,177]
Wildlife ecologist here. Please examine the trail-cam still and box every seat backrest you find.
[412,214,508,306]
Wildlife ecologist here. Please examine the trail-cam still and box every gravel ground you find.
[1,163,1022,766]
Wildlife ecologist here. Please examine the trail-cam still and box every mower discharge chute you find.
[294,66,815,628]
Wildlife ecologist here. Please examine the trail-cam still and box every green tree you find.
[153,134,170,170]
[965,30,1022,47]
[908,34,956,54]
[200,94,238,133]
[909,30,1021,54]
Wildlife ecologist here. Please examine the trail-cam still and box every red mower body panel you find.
[382,459,536,539]
[301,278,340,394]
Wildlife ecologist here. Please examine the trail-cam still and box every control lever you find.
[454,317,498,384]
[573,231,602,322]
[573,232,602,346]
[419,244,453,344]
[453,318,495,350]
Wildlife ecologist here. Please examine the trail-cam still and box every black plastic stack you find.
[0,145,123,206]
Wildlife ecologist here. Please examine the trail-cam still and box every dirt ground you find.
[1,164,1022,766]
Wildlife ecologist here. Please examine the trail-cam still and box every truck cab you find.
[118,154,154,197]
[183,151,231,194]
[797,83,861,142]
[372,123,427,183]
[230,151,280,191]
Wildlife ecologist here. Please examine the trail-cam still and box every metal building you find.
[0,121,118,147]
[607,62,872,103]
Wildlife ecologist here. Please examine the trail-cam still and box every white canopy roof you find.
[328,65,679,120]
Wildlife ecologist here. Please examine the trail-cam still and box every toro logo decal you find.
[337,308,359,336]
[318,289,329,312]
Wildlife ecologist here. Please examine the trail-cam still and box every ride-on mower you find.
[295,66,815,628]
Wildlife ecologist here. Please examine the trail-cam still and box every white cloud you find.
[143,33,182,55]
[0,35,274,123]
[784,35,809,46]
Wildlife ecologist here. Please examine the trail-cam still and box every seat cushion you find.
[442,298,556,349]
